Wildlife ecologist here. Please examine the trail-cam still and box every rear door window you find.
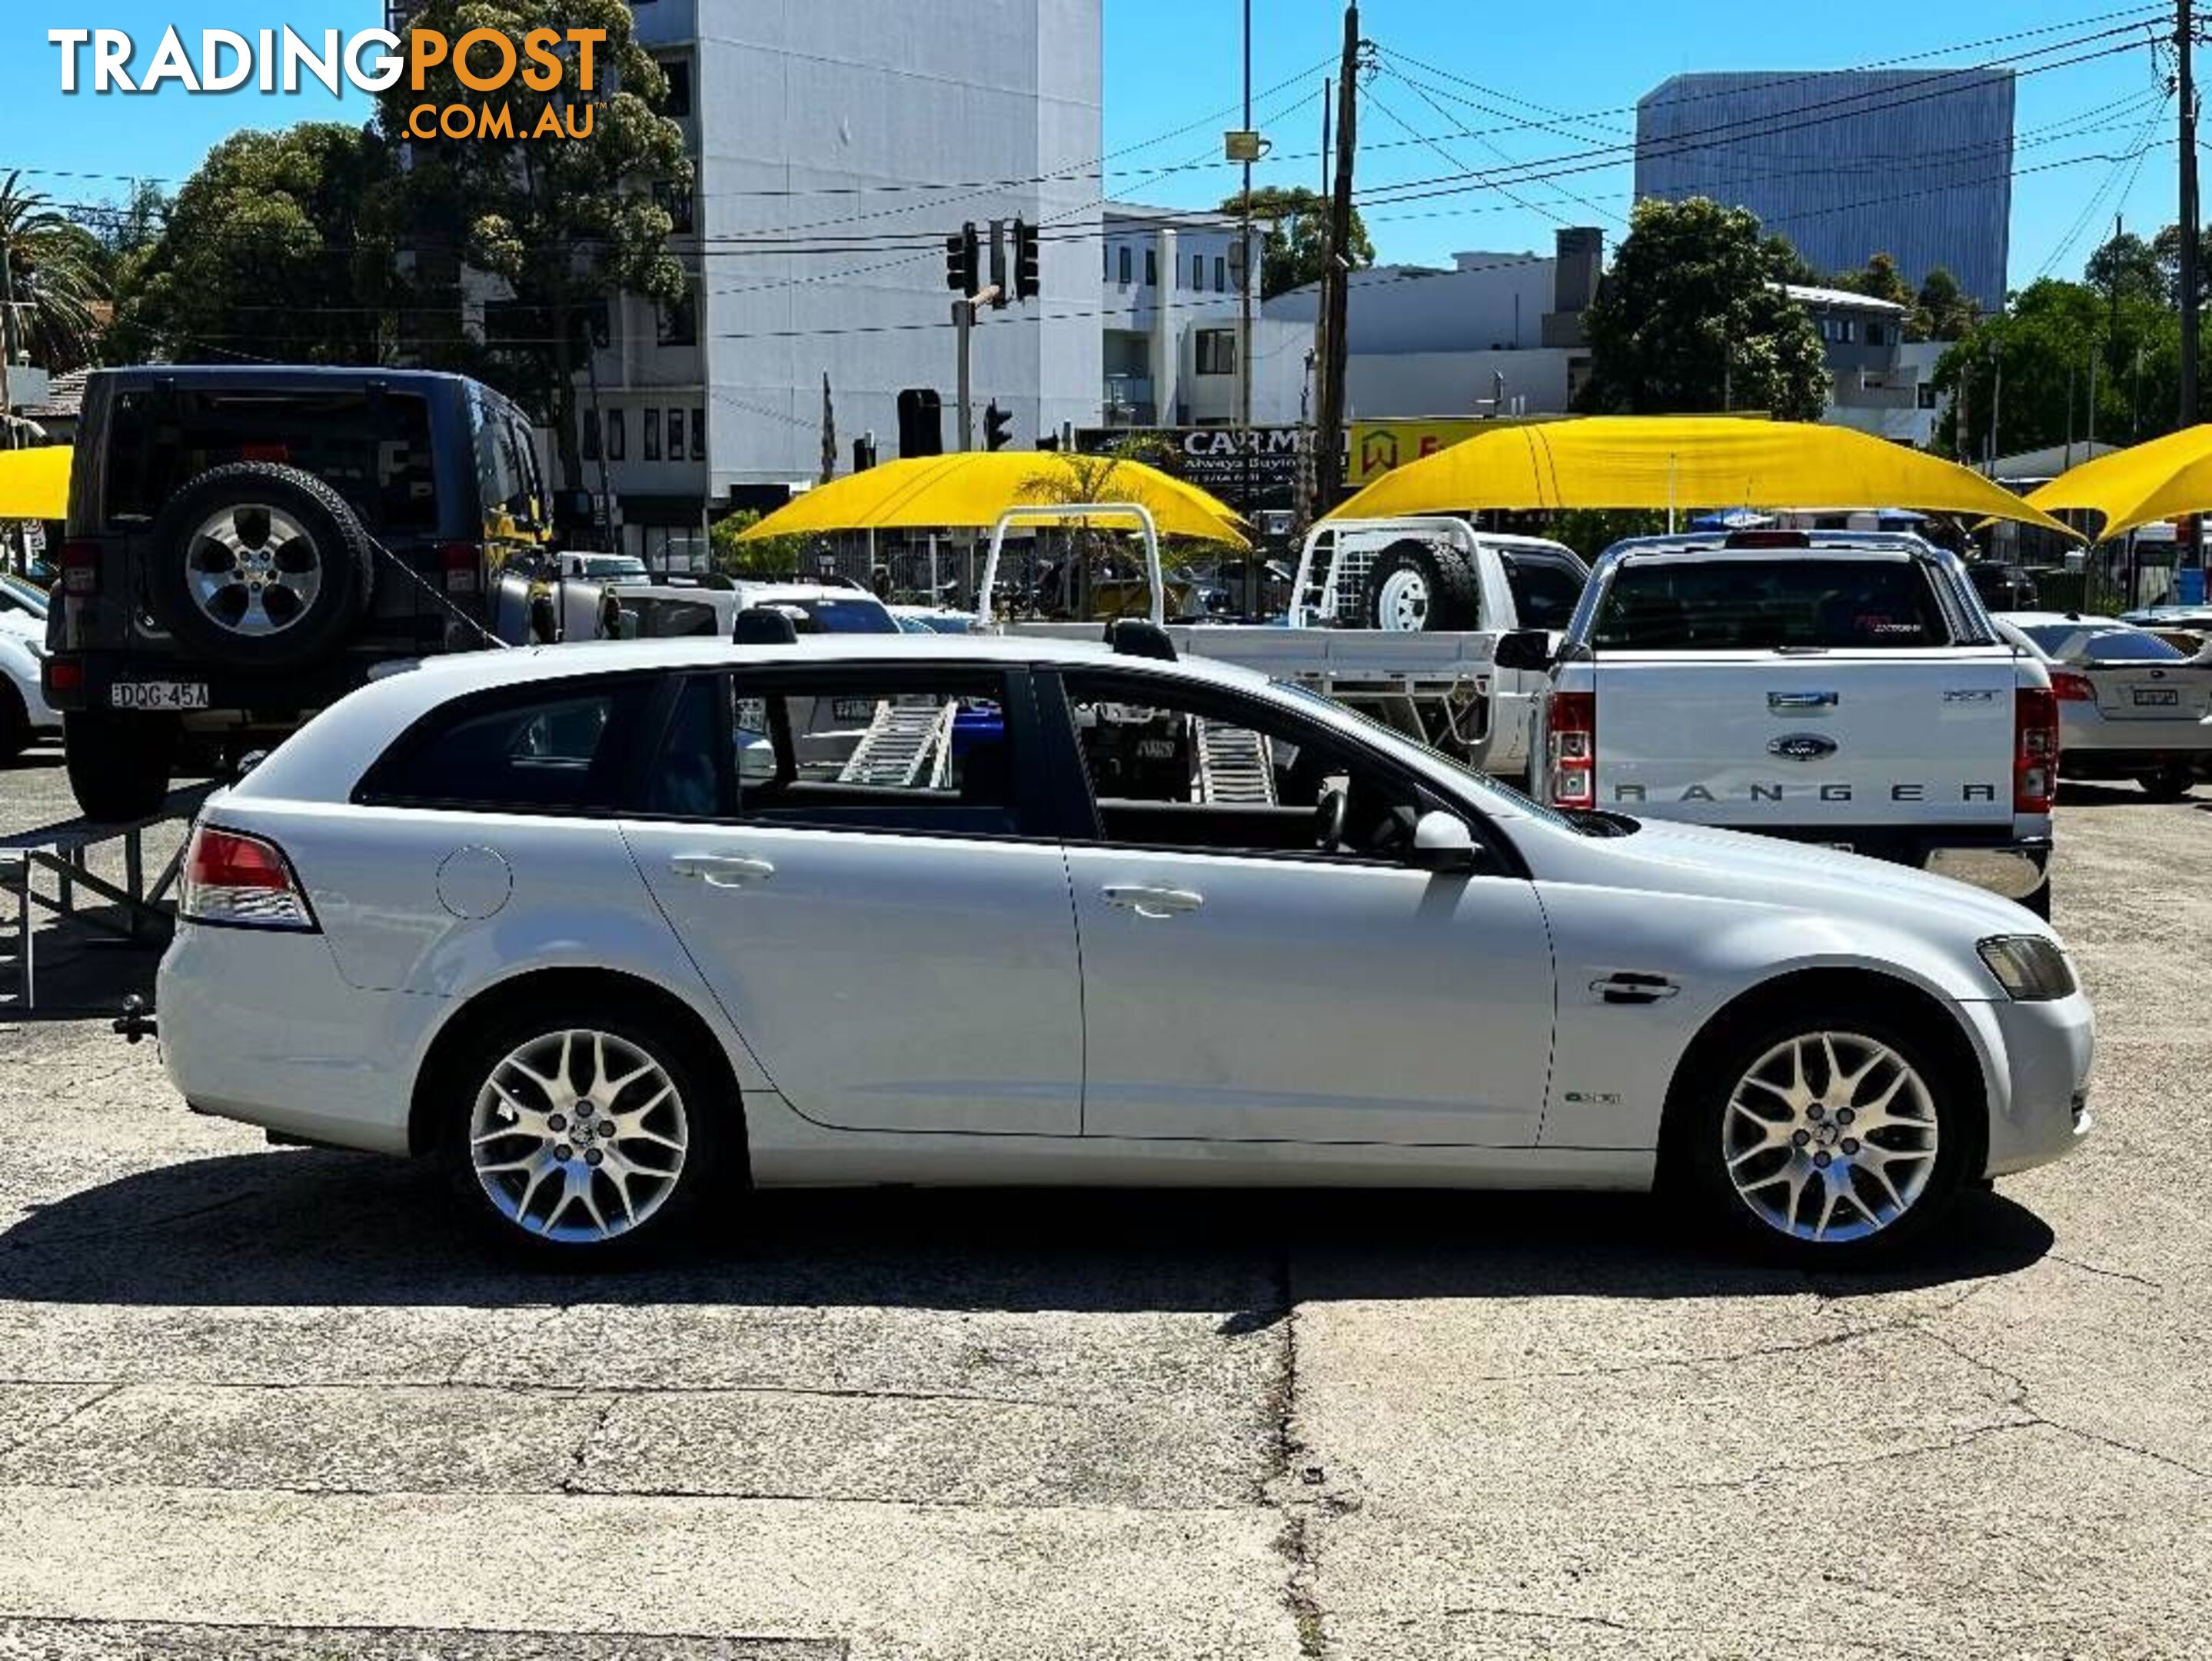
[357,678,654,813]
[1595,558,1952,651]
[104,388,437,533]
[1502,554,1587,631]
[643,667,1041,837]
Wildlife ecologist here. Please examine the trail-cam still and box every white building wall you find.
[622,0,1103,493]
[1342,348,1578,420]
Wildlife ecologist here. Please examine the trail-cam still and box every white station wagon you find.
[155,629,2094,1263]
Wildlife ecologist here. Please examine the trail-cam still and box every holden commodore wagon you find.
[155,629,2094,1264]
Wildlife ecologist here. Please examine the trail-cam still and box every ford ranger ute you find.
[1500,531,2058,916]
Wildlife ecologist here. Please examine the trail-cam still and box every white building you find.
[580,0,1105,558]
[1264,227,1604,421]
[1784,285,1945,448]
[1096,204,1307,430]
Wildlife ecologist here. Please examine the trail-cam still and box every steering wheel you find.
[1312,786,1349,853]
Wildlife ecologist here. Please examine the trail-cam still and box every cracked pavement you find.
[1,747,2206,1658]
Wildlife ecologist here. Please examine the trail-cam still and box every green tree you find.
[1578,197,1828,421]
[106,125,394,367]
[1217,186,1374,298]
[1912,267,1979,342]
[2085,231,2164,308]
[0,170,111,373]
[2150,224,2212,311]
[380,0,691,492]
[1934,278,2179,461]
[709,509,816,577]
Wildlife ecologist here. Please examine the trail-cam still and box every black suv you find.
[43,365,550,818]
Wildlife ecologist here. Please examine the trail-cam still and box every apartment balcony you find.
[1103,374,1156,428]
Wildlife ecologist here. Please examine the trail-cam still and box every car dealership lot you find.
[0,744,2205,1659]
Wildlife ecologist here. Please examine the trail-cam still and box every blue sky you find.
[0,1,2180,291]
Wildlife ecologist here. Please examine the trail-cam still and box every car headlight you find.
[1977,935,2077,1001]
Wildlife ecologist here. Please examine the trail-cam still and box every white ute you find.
[1507,531,2059,915]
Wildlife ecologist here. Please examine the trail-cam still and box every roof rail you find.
[1104,617,1176,661]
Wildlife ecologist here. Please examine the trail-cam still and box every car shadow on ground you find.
[0,1144,2054,1316]
[2057,780,2194,808]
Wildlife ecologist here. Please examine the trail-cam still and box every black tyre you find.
[1674,1004,1976,1267]
[0,681,26,762]
[434,999,734,1263]
[2137,761,2197,801]
[1362,540,1482,633]
[62,709,178,821]
[146,462,375,671]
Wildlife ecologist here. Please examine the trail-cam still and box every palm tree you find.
[0,171,108,374]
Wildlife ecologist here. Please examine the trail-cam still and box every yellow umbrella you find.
[738,452,1249,547]
[1326,415,2078,538]
[0,445,71,521]
[2024,426,2212,541]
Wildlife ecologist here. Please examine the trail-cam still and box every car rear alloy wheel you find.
[469,1028,690,1244]
[1721,1030,1938,1244]
[188,503,324,639]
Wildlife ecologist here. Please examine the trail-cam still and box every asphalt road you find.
[0,739,2205,1659]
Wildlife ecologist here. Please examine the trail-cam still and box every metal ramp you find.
[839,699,956,788]
[1192,718,1276,804]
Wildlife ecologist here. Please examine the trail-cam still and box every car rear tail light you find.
[2014,687,2059,814]
[60,541,101,597]
[181,825,319,932]
[439,542,481,594]
[45,655,83,694]
[1547,691,1596,809]
[2050,669,2096,702]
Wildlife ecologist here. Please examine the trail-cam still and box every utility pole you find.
[0,237,15,454]
[1314,5,1360,511]
[1238,0,1256,614]
[2180,0,2200,424]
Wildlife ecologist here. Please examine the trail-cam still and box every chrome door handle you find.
[1591,972,1678,1005]
[1768,691,1838,710]
[1101,884,1204,918]
[669,854,776,887]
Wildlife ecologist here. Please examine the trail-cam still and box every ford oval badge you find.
[1768,734,1838,761]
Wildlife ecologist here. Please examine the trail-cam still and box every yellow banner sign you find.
[1347,420,1491,487]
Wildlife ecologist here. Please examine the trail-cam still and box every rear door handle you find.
[669,854,776,887]
[1101,884,1204,918]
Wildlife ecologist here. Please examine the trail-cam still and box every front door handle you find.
[669,853,777,887]
[1101,884,1204,918]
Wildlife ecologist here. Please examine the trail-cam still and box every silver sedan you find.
[1996,612,2212,800]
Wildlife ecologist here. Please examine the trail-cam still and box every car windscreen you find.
[1594,558,1951,651]
[786,597,900,634]
[2020,624,2188,664]
[104,388,438,533]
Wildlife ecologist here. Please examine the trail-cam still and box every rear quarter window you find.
[1594,558,1951,651]
[355,678,655,813]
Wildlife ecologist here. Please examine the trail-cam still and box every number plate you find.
[111,681,209,711]
[2131,687,2180,706]
[831,698,878,724]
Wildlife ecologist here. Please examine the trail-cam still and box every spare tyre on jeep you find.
[147,462,377,670]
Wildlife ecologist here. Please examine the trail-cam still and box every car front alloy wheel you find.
[1681,1008,1971,1263]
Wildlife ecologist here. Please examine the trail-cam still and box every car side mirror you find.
[1408,810,1480,874]
[1493,629,1554,673]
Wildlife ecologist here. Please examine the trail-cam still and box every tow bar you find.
[113,994,157,1045]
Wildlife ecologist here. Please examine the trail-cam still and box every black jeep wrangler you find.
[42,366,550,819]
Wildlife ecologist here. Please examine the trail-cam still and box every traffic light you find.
[896,388,943,458]
[1035,431,1059,452]
[944,222,979,295]
[983,401,1013,451]
[987,218,1008,309]
[852,433,877,472]
[1013,218,1040,301]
